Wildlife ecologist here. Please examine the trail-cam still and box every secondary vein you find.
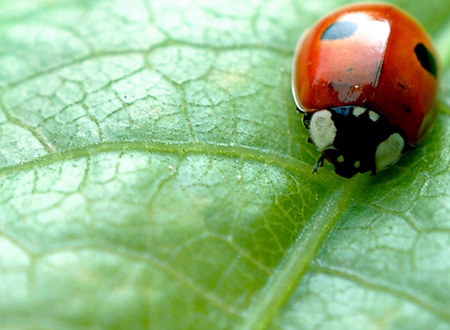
[0,141,310,178]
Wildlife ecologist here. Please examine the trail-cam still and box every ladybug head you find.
[303,106,406,178]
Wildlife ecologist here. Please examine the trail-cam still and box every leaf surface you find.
[1,0,450,329]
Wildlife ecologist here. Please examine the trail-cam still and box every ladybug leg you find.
[370,166,377,176]
[303,113,312,129]
[312,154,325,174]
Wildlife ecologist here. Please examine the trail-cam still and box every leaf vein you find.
[311,264,450,322]
[241,181,360,330]
[0,141,310,178]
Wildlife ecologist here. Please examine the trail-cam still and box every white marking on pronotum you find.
[309,110,337,151]
[353,106,366,117]
[369,110,380,122]
[375,133,404,169]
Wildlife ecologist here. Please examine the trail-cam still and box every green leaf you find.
[1,0,450,329]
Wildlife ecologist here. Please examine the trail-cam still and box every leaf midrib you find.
[240,183,358,330]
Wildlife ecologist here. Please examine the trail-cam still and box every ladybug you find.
[292,3,439,178]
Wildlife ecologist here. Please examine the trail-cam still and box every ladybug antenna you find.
[312,155,325,174]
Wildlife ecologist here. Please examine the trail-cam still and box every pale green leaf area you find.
[1,0,450,329]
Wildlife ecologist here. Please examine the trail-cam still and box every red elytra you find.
[292,3,439,146]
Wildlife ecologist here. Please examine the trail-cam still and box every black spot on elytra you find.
[414,43,437,77]
[405,107,411,113]
[321,21,358,41]
[397,82,406,90]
